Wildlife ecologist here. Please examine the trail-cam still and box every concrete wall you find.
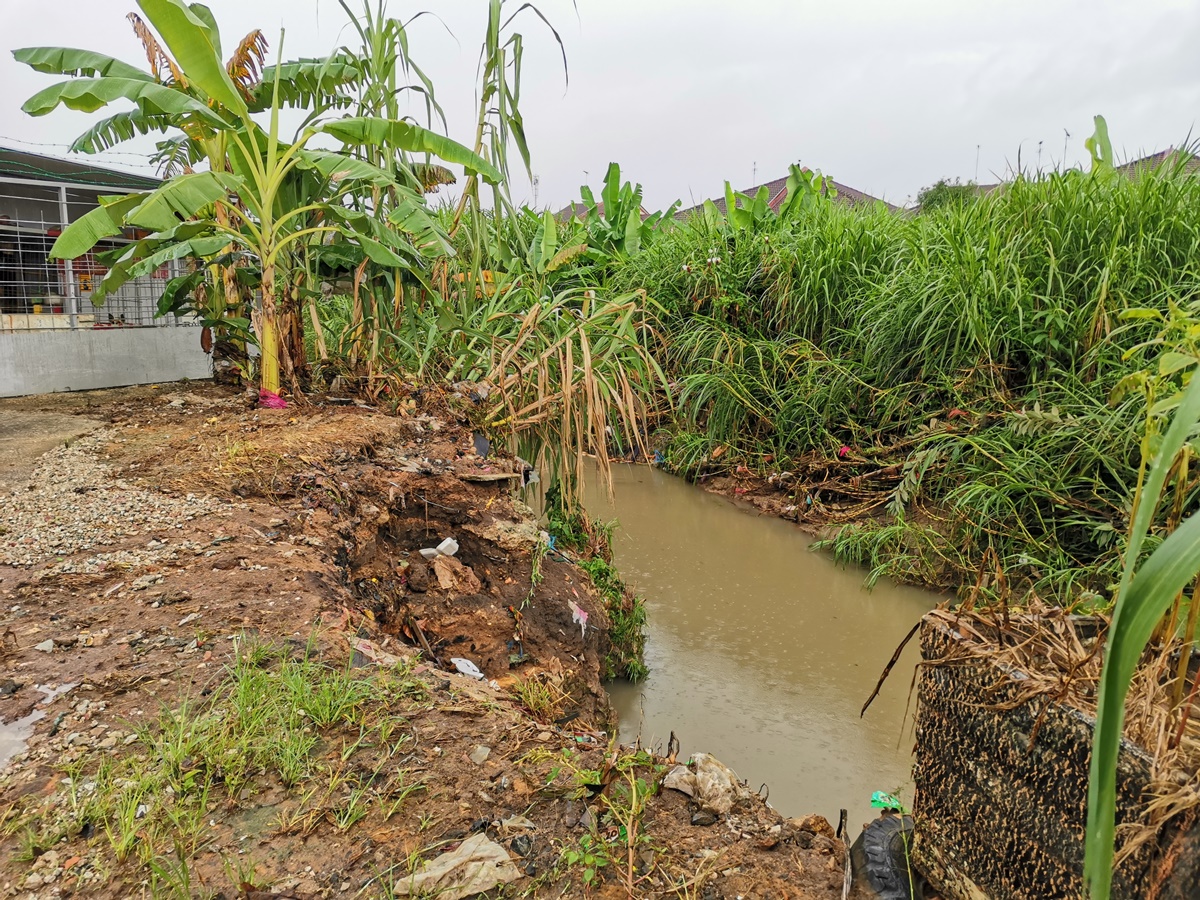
[0,327,212,397]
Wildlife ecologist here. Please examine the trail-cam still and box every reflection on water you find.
[0,709,45,770]
[583,465,937,826]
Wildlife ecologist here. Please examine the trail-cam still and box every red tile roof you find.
[1113,148,1200,177]
[554,201,651,222]
[681,170,897,218]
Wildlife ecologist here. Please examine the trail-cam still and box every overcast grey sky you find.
[2,0,1199,209]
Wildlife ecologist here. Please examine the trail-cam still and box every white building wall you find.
[0,327,212,397]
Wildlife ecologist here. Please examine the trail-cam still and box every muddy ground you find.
[0,384,845,899]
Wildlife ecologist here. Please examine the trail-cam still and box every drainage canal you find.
[584,464,938,827]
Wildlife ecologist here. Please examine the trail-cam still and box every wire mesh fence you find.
[0,176,193,332]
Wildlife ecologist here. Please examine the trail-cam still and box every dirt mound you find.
[0,384,844,898]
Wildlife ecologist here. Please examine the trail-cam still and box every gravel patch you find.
[39,542,207,578]
[0,430,224,568]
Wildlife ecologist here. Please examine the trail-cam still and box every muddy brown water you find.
[583,464,938,828]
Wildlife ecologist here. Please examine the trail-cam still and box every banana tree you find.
[579,162,679,260]
[30,0,499,394]
[16,11,361,168]
[494,209,587,299]
[16,3,366,381]
[777,164,838,218]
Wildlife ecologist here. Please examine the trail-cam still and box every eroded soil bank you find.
[0,384,844,899]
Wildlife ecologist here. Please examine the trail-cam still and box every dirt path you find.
[0,385,845,900]
[0,412,101,493]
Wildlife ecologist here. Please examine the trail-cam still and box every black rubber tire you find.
[848,814,918,900]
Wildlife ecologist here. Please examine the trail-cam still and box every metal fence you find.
[0,175,191,332]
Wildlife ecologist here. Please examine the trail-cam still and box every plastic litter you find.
[567,600,588,640]
[420,537,460,560]
[258,389,288,409]
[870,790,906,812]
[450,657,485,680]
[499,814,537,835]
[388,832,521,899]
[662,753,751,815]
[516,458,539,486]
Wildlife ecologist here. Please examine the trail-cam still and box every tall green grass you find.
[612,160,1200,604]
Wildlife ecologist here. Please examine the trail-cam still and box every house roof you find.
[0,146,160,191]
[554,201,652,222]
[912,149,1200,211]
[555,201,591,221]
[680,169,897,219]
[975,149,1200,194]
[1113,148,1200,178]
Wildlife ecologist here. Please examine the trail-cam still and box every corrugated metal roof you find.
[0,146,160,190]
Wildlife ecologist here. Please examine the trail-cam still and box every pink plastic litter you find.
[258,389,288,409]
[568,600,588,640]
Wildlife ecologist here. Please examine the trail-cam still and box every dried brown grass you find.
[921,603,1200,868]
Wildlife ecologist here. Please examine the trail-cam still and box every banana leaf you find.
[386,197,454,258]
[124,170,242,231]
[156,268,205,317]
[186,3,223,58]
[22,76,226,125]
[13,47,151,81]
[136,0,248,116]
[316,117,502,183]
[250,57,360,112]
[534,210,557,273]
[92,231,230,304]
[49,194,145,260]
[294,150,395,187]
[71,109,176,154]
[356,235,411,268]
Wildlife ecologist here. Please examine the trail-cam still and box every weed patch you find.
[546,486,648,682]
[3,638,427,893]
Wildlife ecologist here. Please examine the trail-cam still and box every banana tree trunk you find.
[281,278,307,386]
[259,262,281,394]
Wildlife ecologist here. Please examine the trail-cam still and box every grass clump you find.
[532,743,662,894]
[511,671,572,722]
[579,556,649,682]
[3,639,427,894]
[545,485,649,682]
